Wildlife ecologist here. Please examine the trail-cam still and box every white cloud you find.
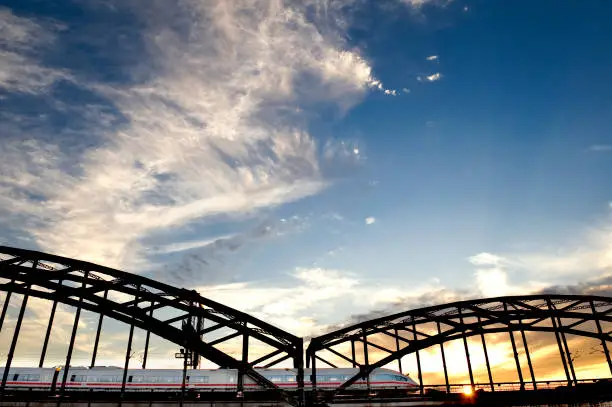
[369,79,398,96]
[401,0,452,8]
[475,267,510,297]
[469,252,506,267]
[0,8,69,93]
[426,55,439,61]
[402,87,411,93]
[0,2,383,269]
[420,72,442,82]
[365,216,376,225]
[199,266,445,336]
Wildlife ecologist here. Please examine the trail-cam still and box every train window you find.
[70,375,86,382]
[12,374,19,381]
[21,374,41,382]
[191,376,209,383]
[162,376,180,383]
[270,376,282,382]
[101,375,120,382]
[131,376,143,383]
[149,376,159,383]
[286,376,296,382]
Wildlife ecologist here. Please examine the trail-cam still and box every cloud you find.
[0,7,70,94]
[468,252,506,267]
[365,216,376,225]
[152,216,309,284]
[369,79,398,96]
[426,55,439,61]
[418,72,443,82]
[199,266,446,337]
[589,145,612,152]
[0,2,383,269]
[402,87,410,93]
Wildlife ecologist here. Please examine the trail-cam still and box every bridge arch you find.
[306,295,612,395]
[0,246,303,404]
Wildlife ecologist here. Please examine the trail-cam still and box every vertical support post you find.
[237,330,248,395]
[121,286,140,396]
[351,339,356,368]
[194,314,204,369]
[558,318,577,386]
[458,308,474,390]
[142,301,154,369]
[90,289,108,368]
[477,316,494,392]
[39,279,62,367]
[362,328,371,393]
[0,287,30,392]
[550,308,571,386]
[436,321,450,393]
[519,319,537,390]
[412,317,423,395]
[504,303,524,390]
[394,328,403,374]
[311,352,317,393]
[60,271,89,395]
[591,301,612,376]
[180,347,188,407]
[0,279,14,333]
[295,338,305,407]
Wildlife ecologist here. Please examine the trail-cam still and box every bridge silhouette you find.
[1,245,612,406]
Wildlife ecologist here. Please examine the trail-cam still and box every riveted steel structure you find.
[307,295,612,399]
[0,246,304,406]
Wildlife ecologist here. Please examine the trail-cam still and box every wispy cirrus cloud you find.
[0,7,70,94]
[0,1,386,270]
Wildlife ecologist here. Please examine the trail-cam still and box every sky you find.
[2,0,612,381]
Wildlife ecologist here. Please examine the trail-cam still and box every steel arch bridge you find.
[0,246,304,404]
[307,295,612,398]
[2,245,612,406]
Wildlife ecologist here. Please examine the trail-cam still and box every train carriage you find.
[0,367,418,393]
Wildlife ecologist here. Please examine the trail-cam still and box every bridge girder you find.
[0,246,303,405]
[306,295,612,395]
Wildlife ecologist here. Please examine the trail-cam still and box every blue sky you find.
[1,0,612,346]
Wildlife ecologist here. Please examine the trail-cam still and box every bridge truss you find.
[0,246,304,405]
[307,295,612,398]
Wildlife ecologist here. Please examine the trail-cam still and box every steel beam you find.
[458,307,474,390]
[121,311,136,395]
[39,279,62,368]
[0,278,14,334]
[559,317,578,386]
[90,289,108,368]
[362,328,371,392]
[504,303,524,390]
[142,301,153,369]
[591,300,612,376]
[436,321,450,393]
[412,317,423,395]
[394,328,403,374]
[519,320,537,390]
[477,316,494,392]
[0,287,30,392]
[60,271,88,395]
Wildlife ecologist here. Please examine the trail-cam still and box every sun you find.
[462,385,473,396]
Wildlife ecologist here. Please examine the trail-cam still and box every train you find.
[0,367,418,392]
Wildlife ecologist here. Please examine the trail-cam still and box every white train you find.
[0,367,418,392]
